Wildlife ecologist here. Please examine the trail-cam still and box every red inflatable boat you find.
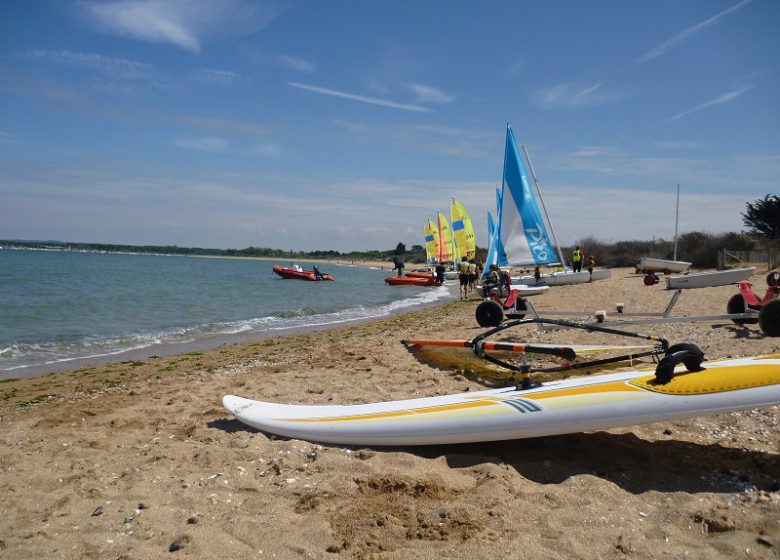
[273,265,334,281]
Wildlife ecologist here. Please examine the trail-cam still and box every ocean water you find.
[0,249,454,378]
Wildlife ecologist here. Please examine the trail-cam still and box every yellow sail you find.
[450,198,476,260]
[424,219,439,263]
[436,211,454,263]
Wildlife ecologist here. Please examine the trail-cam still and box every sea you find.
[0,248,455,379]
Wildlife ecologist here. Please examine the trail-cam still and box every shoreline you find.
[1,267,778,559]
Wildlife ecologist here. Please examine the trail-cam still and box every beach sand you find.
[1,267,778,559]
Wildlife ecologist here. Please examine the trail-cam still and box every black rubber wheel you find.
[476,300,504,327]
[727,294,759,325]
[758,299,780,337]
[767,271,780,288]
[643,274,656,286]
[511,298,528,319]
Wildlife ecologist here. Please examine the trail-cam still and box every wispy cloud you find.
[288,83,433,113]
[277,55,315,73]
[637,0,752,63]
[78,0,287,53]
[248,143,282,158]
[532,81,627,109]
[20,49,153,79]
[173,136,230,152]
[0,131,25,145]
[667,85,754,121]
[191,68,239,85]
[406,84,455,103]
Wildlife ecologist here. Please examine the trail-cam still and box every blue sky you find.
[1,0,777,252]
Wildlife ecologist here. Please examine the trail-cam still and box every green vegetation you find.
[2,197,776,269]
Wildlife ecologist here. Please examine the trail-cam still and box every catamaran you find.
[484,125,610,287]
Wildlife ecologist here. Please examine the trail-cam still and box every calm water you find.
[0,249,454,378]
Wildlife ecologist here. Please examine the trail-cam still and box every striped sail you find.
[498,126,558,266]
[436,211,454,263]
[450,198,476,260]
[424,219,439,263]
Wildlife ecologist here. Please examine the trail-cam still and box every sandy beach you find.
[1,266,778,559]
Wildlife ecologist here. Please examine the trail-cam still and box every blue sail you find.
[499,126,558,266]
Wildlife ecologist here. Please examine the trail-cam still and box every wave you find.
[0,284,453,376]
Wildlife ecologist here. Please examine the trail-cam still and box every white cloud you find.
[79,0,286,53]
[20,49,153,79]
[277,55,315,73]
[248,143,282,158]
[532,81,627,109]
[173,136,230,152]
[637,0,752,63]
[288,83,433,113]
[191,68,239,85]
[406,84,455,103]
[0,131,24,145]
[667,85,754,121]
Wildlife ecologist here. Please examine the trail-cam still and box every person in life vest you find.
[483,264,501,296]
[586,255,596,281]
[467,259,478,293]
[458,256,470,299]
[572,245,584,272]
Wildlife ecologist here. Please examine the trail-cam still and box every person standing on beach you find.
[468,259,478,293]
[457,256,470,299]
[586,255,596,281]
[391,257,405,277]
[572,246,583,272]
[534,265,541,285]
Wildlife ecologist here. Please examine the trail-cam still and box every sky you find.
[0,0,778,252]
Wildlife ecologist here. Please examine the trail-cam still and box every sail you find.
[436,211,454,263]
[499,126,559,266]
[450,198,476,260]
[424,219,439,263]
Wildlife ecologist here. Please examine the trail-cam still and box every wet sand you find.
[1,267,778,559]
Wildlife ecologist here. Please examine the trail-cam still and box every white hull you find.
[223,355,780,446]
[637,257,692,273]
[514,268,611,286]
[665,267,755,290]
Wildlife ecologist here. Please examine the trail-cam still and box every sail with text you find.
[450,198,476,261]
[424,219,439,263]
[436,211,454,263]
[498,126,558,266]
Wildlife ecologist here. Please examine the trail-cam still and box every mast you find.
[673,184,680,261]
[521,143,567,268]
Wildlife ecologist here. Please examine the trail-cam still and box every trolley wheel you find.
[726,294,759,325]
[758,299,780,337]
[510,298,528,319]
[767,271,780,288]
[643,274,657,286]
[476,300,504,327]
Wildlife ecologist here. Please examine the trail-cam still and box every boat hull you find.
[666,267,755,290]
[384,275,437,286]
[272,265,334,281]
[224,355,780,446]
[637,257,692,273]
[514,268,611,286]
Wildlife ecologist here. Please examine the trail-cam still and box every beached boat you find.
[384,275,437,287]
[665,267,755,290]
[450,198,476,261]
[483,125,609,286]
[272,265,334,282]
[224,352,780,446]
[637,257,692,274]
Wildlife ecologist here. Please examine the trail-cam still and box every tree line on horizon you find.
[3,195,777,270]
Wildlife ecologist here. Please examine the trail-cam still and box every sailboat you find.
[436,211,454,264]
[424,219,439,264]
[485,125,611,286]
[450,198,476,261]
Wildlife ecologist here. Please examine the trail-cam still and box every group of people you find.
[572,245,597,279]
[456,256,480,299]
